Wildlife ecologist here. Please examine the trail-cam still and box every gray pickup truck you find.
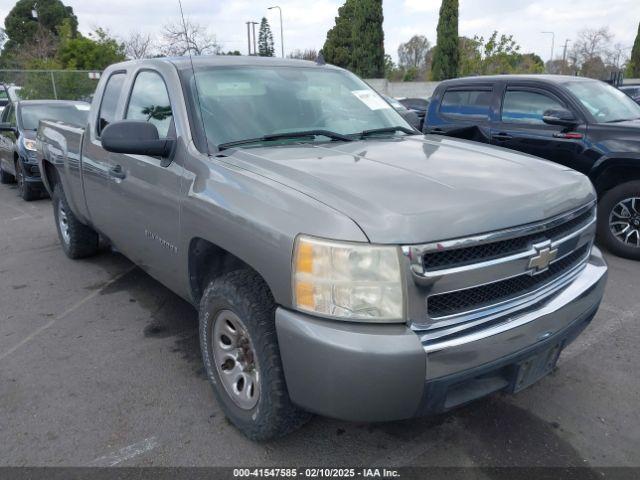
[37,56,607,440]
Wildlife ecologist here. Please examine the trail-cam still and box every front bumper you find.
[275,247,607,422]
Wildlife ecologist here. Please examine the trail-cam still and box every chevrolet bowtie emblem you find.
[528,244,558,273]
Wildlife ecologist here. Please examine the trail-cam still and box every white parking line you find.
[91,436,159,466]
[0,267,134,361]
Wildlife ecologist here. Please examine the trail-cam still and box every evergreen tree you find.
[258,17,275,57]
[322,0,385,77]
[323,0,356,69]
[351,0,385,77]
[431,0,459,80]
[628,22,640,78]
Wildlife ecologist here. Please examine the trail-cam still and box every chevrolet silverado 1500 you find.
[37,56,607,440]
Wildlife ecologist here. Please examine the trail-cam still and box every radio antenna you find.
[177,0,210,154]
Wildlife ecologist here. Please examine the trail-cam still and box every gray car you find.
[37,56,607,440]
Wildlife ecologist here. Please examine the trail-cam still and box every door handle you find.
[492,133,513,141]
[109,165,126,180]
[429,127,444,134]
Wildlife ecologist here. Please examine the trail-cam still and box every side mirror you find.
[543,109,578,127]
[0,122,16,133]
[101,120,174,161]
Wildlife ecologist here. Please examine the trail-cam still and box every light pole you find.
[541,31,555,68]
[268,6,284,58]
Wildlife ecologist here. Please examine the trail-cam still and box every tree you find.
[457,32,541,76]
[515,53,544,74]
[570,27,612,78]
[258,17,275,57]
[431,0,459,80]
[480,31,520,74]
[57,27,126,70]
[322,0,385,77]
[397,35,431,71]
[124,32,154,59]
[628,22,640,77]
[458,36,482,76]
[3,0,77,53]
[351,0,385,78]
[288,49,318,61]
[323,0,356,70]
[160,19,219,56]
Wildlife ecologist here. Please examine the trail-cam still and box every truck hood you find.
[226,135,595,244]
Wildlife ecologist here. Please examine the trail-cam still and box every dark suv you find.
[424,75,640,260]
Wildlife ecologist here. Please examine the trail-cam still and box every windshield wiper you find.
[358,126,418,139]
[218,130,353,151]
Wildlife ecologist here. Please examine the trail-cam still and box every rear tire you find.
[0,164,15,184]
[199,268,311,441]
[52,183,99,259]
[597,180,640,260]
[16,161,38,201]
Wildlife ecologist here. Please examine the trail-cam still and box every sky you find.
[0,0,638,63]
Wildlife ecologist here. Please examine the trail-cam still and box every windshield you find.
[20,103,89,130]
[186,66,411,150]
[564,80,640,123]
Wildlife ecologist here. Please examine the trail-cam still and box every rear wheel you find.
[199,268,311,440]
[597,181,640,260]
[16,161,38,201]
[52,183,100,259]
[0,164,15,184]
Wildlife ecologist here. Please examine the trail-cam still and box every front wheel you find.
[16,161,38,201]
[597,180,640,260]
[199,269,311,440]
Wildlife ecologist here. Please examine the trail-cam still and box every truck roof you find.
[439,74,595,85]
[108,55,341,72]
[17,100,88,106]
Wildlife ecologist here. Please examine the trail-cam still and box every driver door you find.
[106,69,183,291]
[491,86,587,172]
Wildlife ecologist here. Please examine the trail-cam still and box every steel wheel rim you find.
[58,200,71,246]
[609,196,640,248]
[211,310,260,410]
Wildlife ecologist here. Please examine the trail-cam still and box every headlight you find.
[23,138,37,151]
[293,235,404,322]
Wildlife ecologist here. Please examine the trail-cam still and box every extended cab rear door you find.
[490,83,588,172]
[82,71,128,231]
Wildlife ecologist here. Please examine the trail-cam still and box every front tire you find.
[52,183,100,259]
[597,180,640,260]
[16,161,38,201]
[199,268,311,441]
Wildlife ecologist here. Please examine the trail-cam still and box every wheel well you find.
[188,238,266,304]
[42,160,59,192]
[592,164,640,196]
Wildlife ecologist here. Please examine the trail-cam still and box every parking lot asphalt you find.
[0,182,638,470]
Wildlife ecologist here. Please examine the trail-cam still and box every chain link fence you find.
[0,69,102,102]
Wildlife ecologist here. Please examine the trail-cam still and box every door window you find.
[440,88,492,120]
[97,72,126,136]
[1,104,11,123]
[7,105,16,125]
[126,71,173,138]
[502,90,566,125]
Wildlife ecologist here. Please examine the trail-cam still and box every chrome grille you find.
[403,202,597,333]
[427,244,589,318]
[422,208,593,271]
